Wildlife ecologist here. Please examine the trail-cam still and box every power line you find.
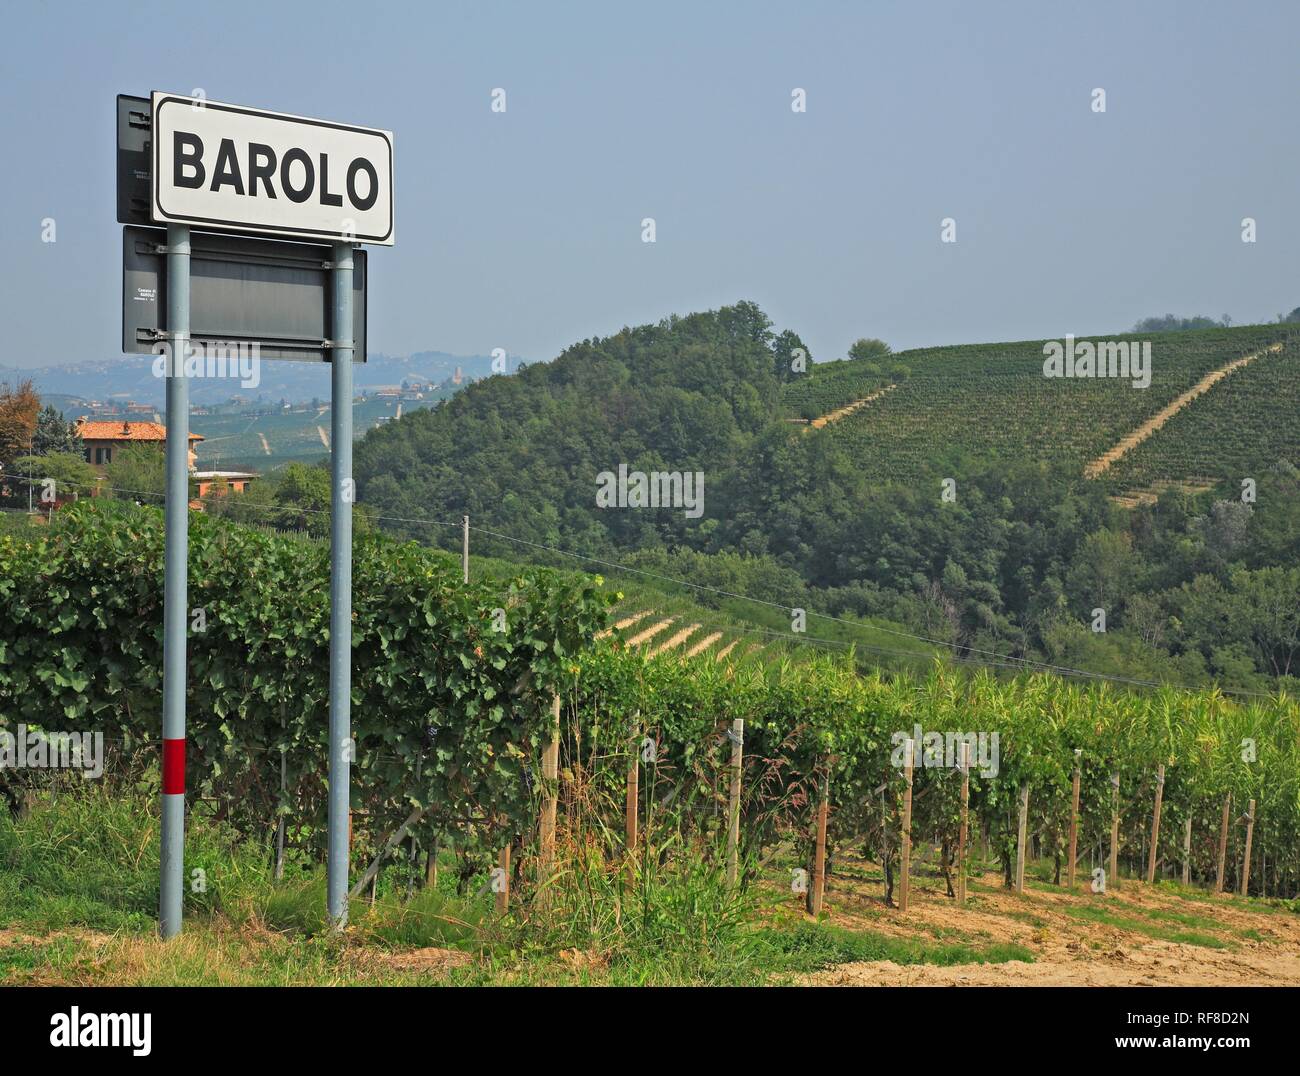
[460,523,1273,696]
[14,482,1279,698]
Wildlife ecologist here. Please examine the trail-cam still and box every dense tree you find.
[10,452,99,500]
[771,329,810,383]
[847,337,891,362]
[0,380,39,470]
[32,405,84,457]
[105,444,167,503]
[206,461,374,538]
[1131,314,1227,332]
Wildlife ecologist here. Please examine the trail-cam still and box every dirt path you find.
[684,631,722,657]
[595,610,651,639]
[786,852,1300,986]
[647,623,700,657]
[809,384,897,429]
[626,618,673,647]
[806,942,1300,985]
[1084,343,1282,478]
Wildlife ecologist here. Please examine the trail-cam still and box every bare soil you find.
[794,852,1300,986]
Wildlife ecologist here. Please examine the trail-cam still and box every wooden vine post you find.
[1182,816,1192,886]
[1067,749,1081,891]
[1215,793,1231,893]
[625,722,639,887]
[274,746,287,881]
[1239,798,1255,897]
[899,739,914,913]
[956,741,970,904]
[1014,782,1029,893]
[350,804,428,901]
[495,844,511,915]
[810,764,830,916]
[1146,763,1165,885]
[1109,770,1120,892]
[725,718,744,888]
[408,753,425,894]
[537,693,560,907]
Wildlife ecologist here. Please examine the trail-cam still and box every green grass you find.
[8,785,1284,985]
[360,885,486,951]
[0,782,777,985]
[0,783,1038,986]
[1136,904,1230,933]
[754,920,1034,976]
[1061,903,1234,949]
[0,780,270,932]
[1129,880,1298,917]
[1002,911,1049,928]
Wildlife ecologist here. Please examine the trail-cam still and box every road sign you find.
[125,89,390,939]
[150,92,394,245]
[116,95,153,226]
[122,225,367,361]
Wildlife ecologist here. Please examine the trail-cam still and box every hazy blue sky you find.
[3,0,1298,368]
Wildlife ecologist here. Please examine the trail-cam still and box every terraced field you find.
[191,395,445,472]
[785,326,1292,487]
[1102,335,1300,492]
[781,358,895,421]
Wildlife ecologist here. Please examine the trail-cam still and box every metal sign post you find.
[327,242,354,930]
[159,223,190,940]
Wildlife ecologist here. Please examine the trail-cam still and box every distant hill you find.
[0,349,524,409]
[32,392,454,473]
[189,395,451,472]
[357,310,1298,543]
[353,302,1300,694]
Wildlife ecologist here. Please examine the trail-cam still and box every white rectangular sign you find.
[151,92,394,245]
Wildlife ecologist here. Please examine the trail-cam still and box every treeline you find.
[1131,307,1300,332]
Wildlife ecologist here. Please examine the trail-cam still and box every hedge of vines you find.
[563,645,1300,900]
[2,502,1297,901]
[0,501,610,859]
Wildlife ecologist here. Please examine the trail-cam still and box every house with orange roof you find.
[76,418,204,471]
[193,470,260,497]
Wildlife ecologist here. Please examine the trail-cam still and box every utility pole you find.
[462,514,469,583]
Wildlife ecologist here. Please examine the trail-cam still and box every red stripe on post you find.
[162,738,186,795]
